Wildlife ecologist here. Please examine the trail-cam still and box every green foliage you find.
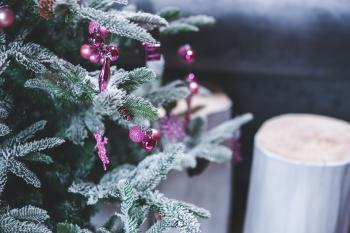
[0,121,64,192]
[0,204,51,233]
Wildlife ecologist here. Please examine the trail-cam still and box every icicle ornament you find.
[99,57,111,92]
[94,128,110,170]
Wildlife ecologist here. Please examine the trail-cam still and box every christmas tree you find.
[0,0,252,232]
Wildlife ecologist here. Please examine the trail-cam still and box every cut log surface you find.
[244,113,350,233]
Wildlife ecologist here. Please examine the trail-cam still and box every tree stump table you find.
[244,114,350,233]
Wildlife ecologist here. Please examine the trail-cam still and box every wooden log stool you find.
[244,114,350,233]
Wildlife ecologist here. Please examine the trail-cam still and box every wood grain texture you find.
[244,114,350,233]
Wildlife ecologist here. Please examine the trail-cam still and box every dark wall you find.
[135,0,350,232]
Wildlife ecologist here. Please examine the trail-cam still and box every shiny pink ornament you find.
[88,32,104,48]
[142,135,157,152]
[129,126,145,143]
[80,44,94,60]
[99,57,111,92]
[107,45,119,62]
[149,128,161,141]
[143,42,161,61]
[0,6,15,28]
[178,44,195,64]
[89,52,101,64]
[89,21,109,38]
[185,73,196,82]
[188,81,200,95]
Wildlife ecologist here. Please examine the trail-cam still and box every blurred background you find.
[136,0,350,232]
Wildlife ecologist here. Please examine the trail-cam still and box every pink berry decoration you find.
[150,128,161,141]
[80,44,94,60]
[188,81,200,95]
[178,44,195,64]
[143,42,161,61]
[94,128,110,171]
[0,6,15,28]
[106,45,119,62]
[89,21,109,38]
[129,126,145,143]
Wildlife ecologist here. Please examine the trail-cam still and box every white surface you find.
[244,121,350,233]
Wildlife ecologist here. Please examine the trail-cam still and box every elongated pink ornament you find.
[99,57,111,92]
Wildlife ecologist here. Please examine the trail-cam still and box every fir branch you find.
[7,159,41,188]
[0,158,7,193]
[176,15,215,27]
[117,180,143,233]
[157,7,181,22]
[202,113,253,144]
[116,67,156,93]
[13,137,65,157]
[65,115,88,146]
[24,153,54,165]
[123,95,158,121]
[57,223,92,233]
[118,11,168,28]
[84,0,128,11]
[160,22,199,35]
[0,205,51,233]
[78,7,156,43]
[131,144,184,192]
[93,89,126,116]
[0,124,10,137]
[190,144,232,163]
[8,205,49,222]
[145,80,189,107]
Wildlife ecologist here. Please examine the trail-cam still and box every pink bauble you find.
[185,73,196,82]
[0,6,15,28]
[188,81,200,94]
[129,126,145,143]
[142,135,157,152]
[80,44,94,60]
[89,21,109,38]
[89,52,101,64]
[150,128,161,141]
[178,44,195,64]
[88,32,104,48]
[107,45,119,62]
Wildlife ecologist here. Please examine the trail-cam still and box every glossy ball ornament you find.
[143,42,161,61]
[129,126,145,143]
[106,45,119,62]
[185,73,196,82]
[89,21,109,38]
[89,52,101,64]
[149,128,161,141]
[178,44,195,64]
[88,32,104,48]
[188,81,200,95]
[142,135,157,152]
[80,44,94,60]
[0,6,15,28]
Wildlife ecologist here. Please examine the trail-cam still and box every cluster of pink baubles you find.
[0,5,15,28]
[177,44,199,95]
[129,126,161,152]
[80,21,119,92]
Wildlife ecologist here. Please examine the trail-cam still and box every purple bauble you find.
[129,126,145,143]
[149,128,161,141]
[89,21,109,38]
[88,32,104,48]
[89,52,101,64]
[178,44,195,64]
[185,73,196,82]
[0,6,15,28]
[188,81,200,94]
[142,135,157,152]
[106,45,119,62]
[80,44,94,60]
